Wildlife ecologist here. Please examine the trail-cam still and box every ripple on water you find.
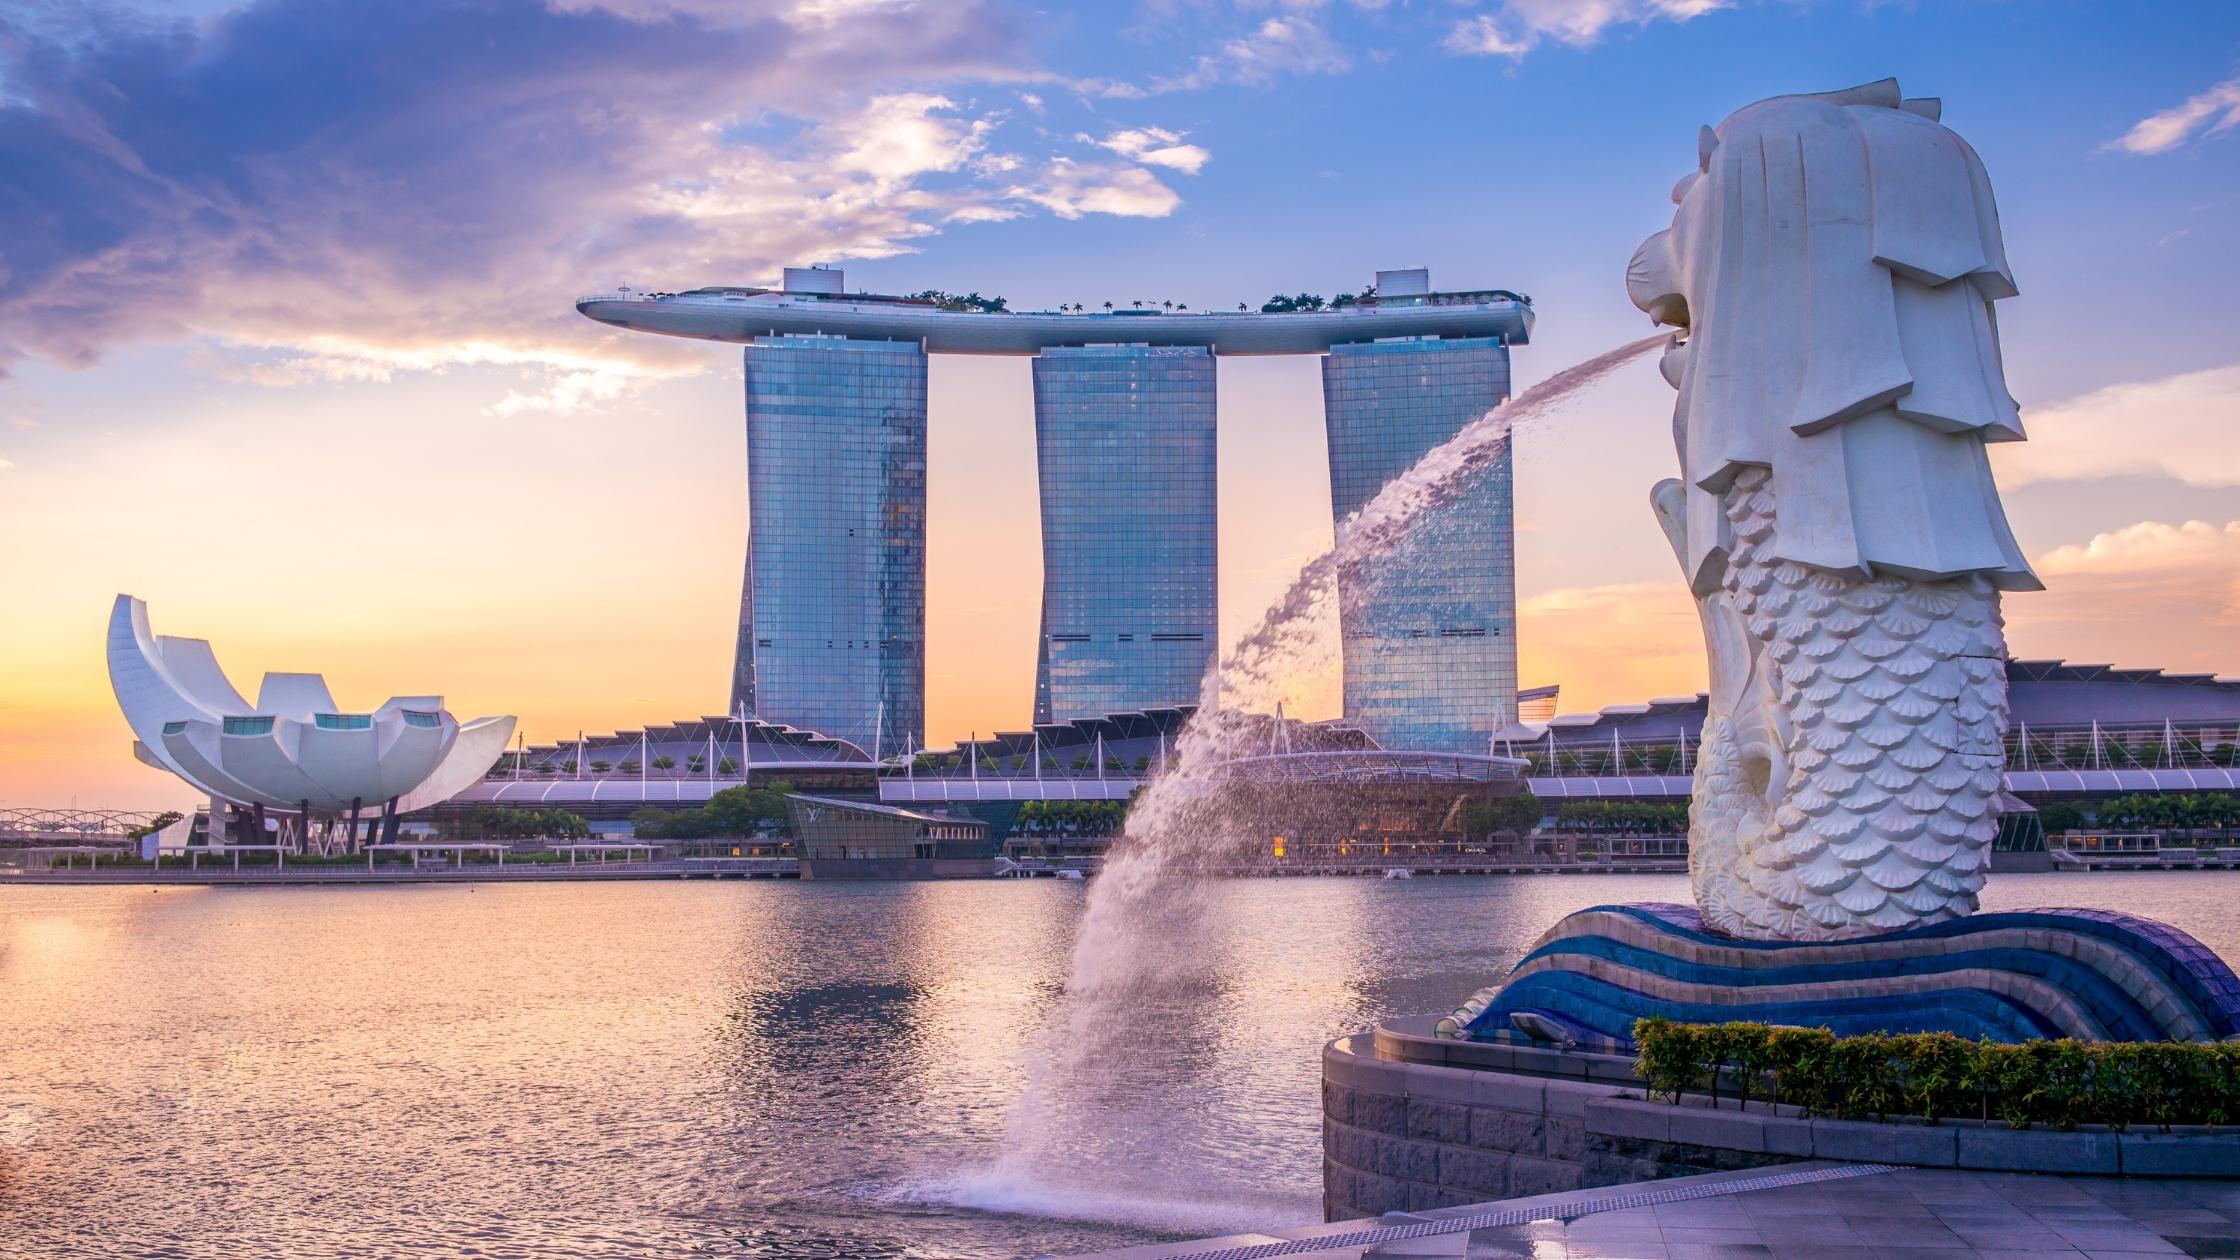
[2,873,2234,1256]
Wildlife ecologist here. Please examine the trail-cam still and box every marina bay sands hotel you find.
[577,266,1533,760]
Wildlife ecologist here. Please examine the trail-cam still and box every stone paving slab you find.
[1067,1164,2240,1259]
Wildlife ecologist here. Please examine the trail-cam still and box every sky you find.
[3,0,2238,810]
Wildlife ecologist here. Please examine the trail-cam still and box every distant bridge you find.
[0,807,173,845]
[878,767,2240,806]
[881,776,1140,804]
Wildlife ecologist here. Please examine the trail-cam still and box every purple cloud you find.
[0,0,1039,387]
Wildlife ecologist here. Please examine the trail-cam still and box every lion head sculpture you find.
[1629,77,2039,600]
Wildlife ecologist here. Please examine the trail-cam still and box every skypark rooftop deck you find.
[576,281,1534,356]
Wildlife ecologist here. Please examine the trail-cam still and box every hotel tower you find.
[580,265,1531,754]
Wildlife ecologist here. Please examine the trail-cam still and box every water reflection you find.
[2,874,2237,1257]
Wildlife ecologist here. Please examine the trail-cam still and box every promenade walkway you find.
[0,857,799,885]
[1074,1163,2233,1259]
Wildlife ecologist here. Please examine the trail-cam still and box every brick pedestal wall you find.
[1324,1026,2240,1221]
[1320,1032,1793,1219]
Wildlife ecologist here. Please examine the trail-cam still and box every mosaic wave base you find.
[1444,903,2240,1052]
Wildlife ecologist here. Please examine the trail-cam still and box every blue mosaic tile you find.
[1462,904,2240,1048]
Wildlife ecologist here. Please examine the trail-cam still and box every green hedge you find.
[1634,1017,2240,1132]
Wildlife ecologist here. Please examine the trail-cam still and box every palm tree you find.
[1102,300,1114,312]
[1237,302,1248,312]
[1161,300,1173,311]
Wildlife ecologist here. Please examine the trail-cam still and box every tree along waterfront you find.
[627,782,796,842]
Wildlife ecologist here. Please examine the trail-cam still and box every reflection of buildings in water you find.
[885,882,1070,1106]
[715,976,939,1141]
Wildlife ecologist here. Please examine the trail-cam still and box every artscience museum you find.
[106,595,516,849]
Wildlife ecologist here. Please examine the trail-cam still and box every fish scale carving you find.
[1690,467,2011,940]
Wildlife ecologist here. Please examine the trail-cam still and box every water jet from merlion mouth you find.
[959,334,1666,1226]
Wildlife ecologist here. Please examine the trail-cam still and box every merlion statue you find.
[1628,79,2041,941]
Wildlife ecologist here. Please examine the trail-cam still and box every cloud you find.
[1515,528,2240,717]
[945,204,1024,224]
[1083,126,1211,174]
[0,456,13,471]
[1091,13,1350,97]
[2107,74,2240,155]
[1445,0,1727,58]
[0,0,1084,411]
[1213,15,1351,84]
[1006,159,1183,220]
[2007,520,2240,670]
[826,93,996,185]
[485,366,636,418]
[2035,519,2240,578]
[1995,364,2240,489]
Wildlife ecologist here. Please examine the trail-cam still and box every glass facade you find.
[737,336,926,758]
[1323,337,1516,754]
[786,795,991,862]
[1031,345,1217,724]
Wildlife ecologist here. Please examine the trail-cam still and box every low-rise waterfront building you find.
[785,794,993,879]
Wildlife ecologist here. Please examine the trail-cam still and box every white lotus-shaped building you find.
[107,595,516,819]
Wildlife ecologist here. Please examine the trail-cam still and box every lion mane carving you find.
[1629,79,2042,941]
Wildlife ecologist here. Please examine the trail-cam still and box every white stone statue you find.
[1628,79,2042,940]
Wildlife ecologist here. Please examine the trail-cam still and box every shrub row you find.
[1633,1017,2240,1132]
